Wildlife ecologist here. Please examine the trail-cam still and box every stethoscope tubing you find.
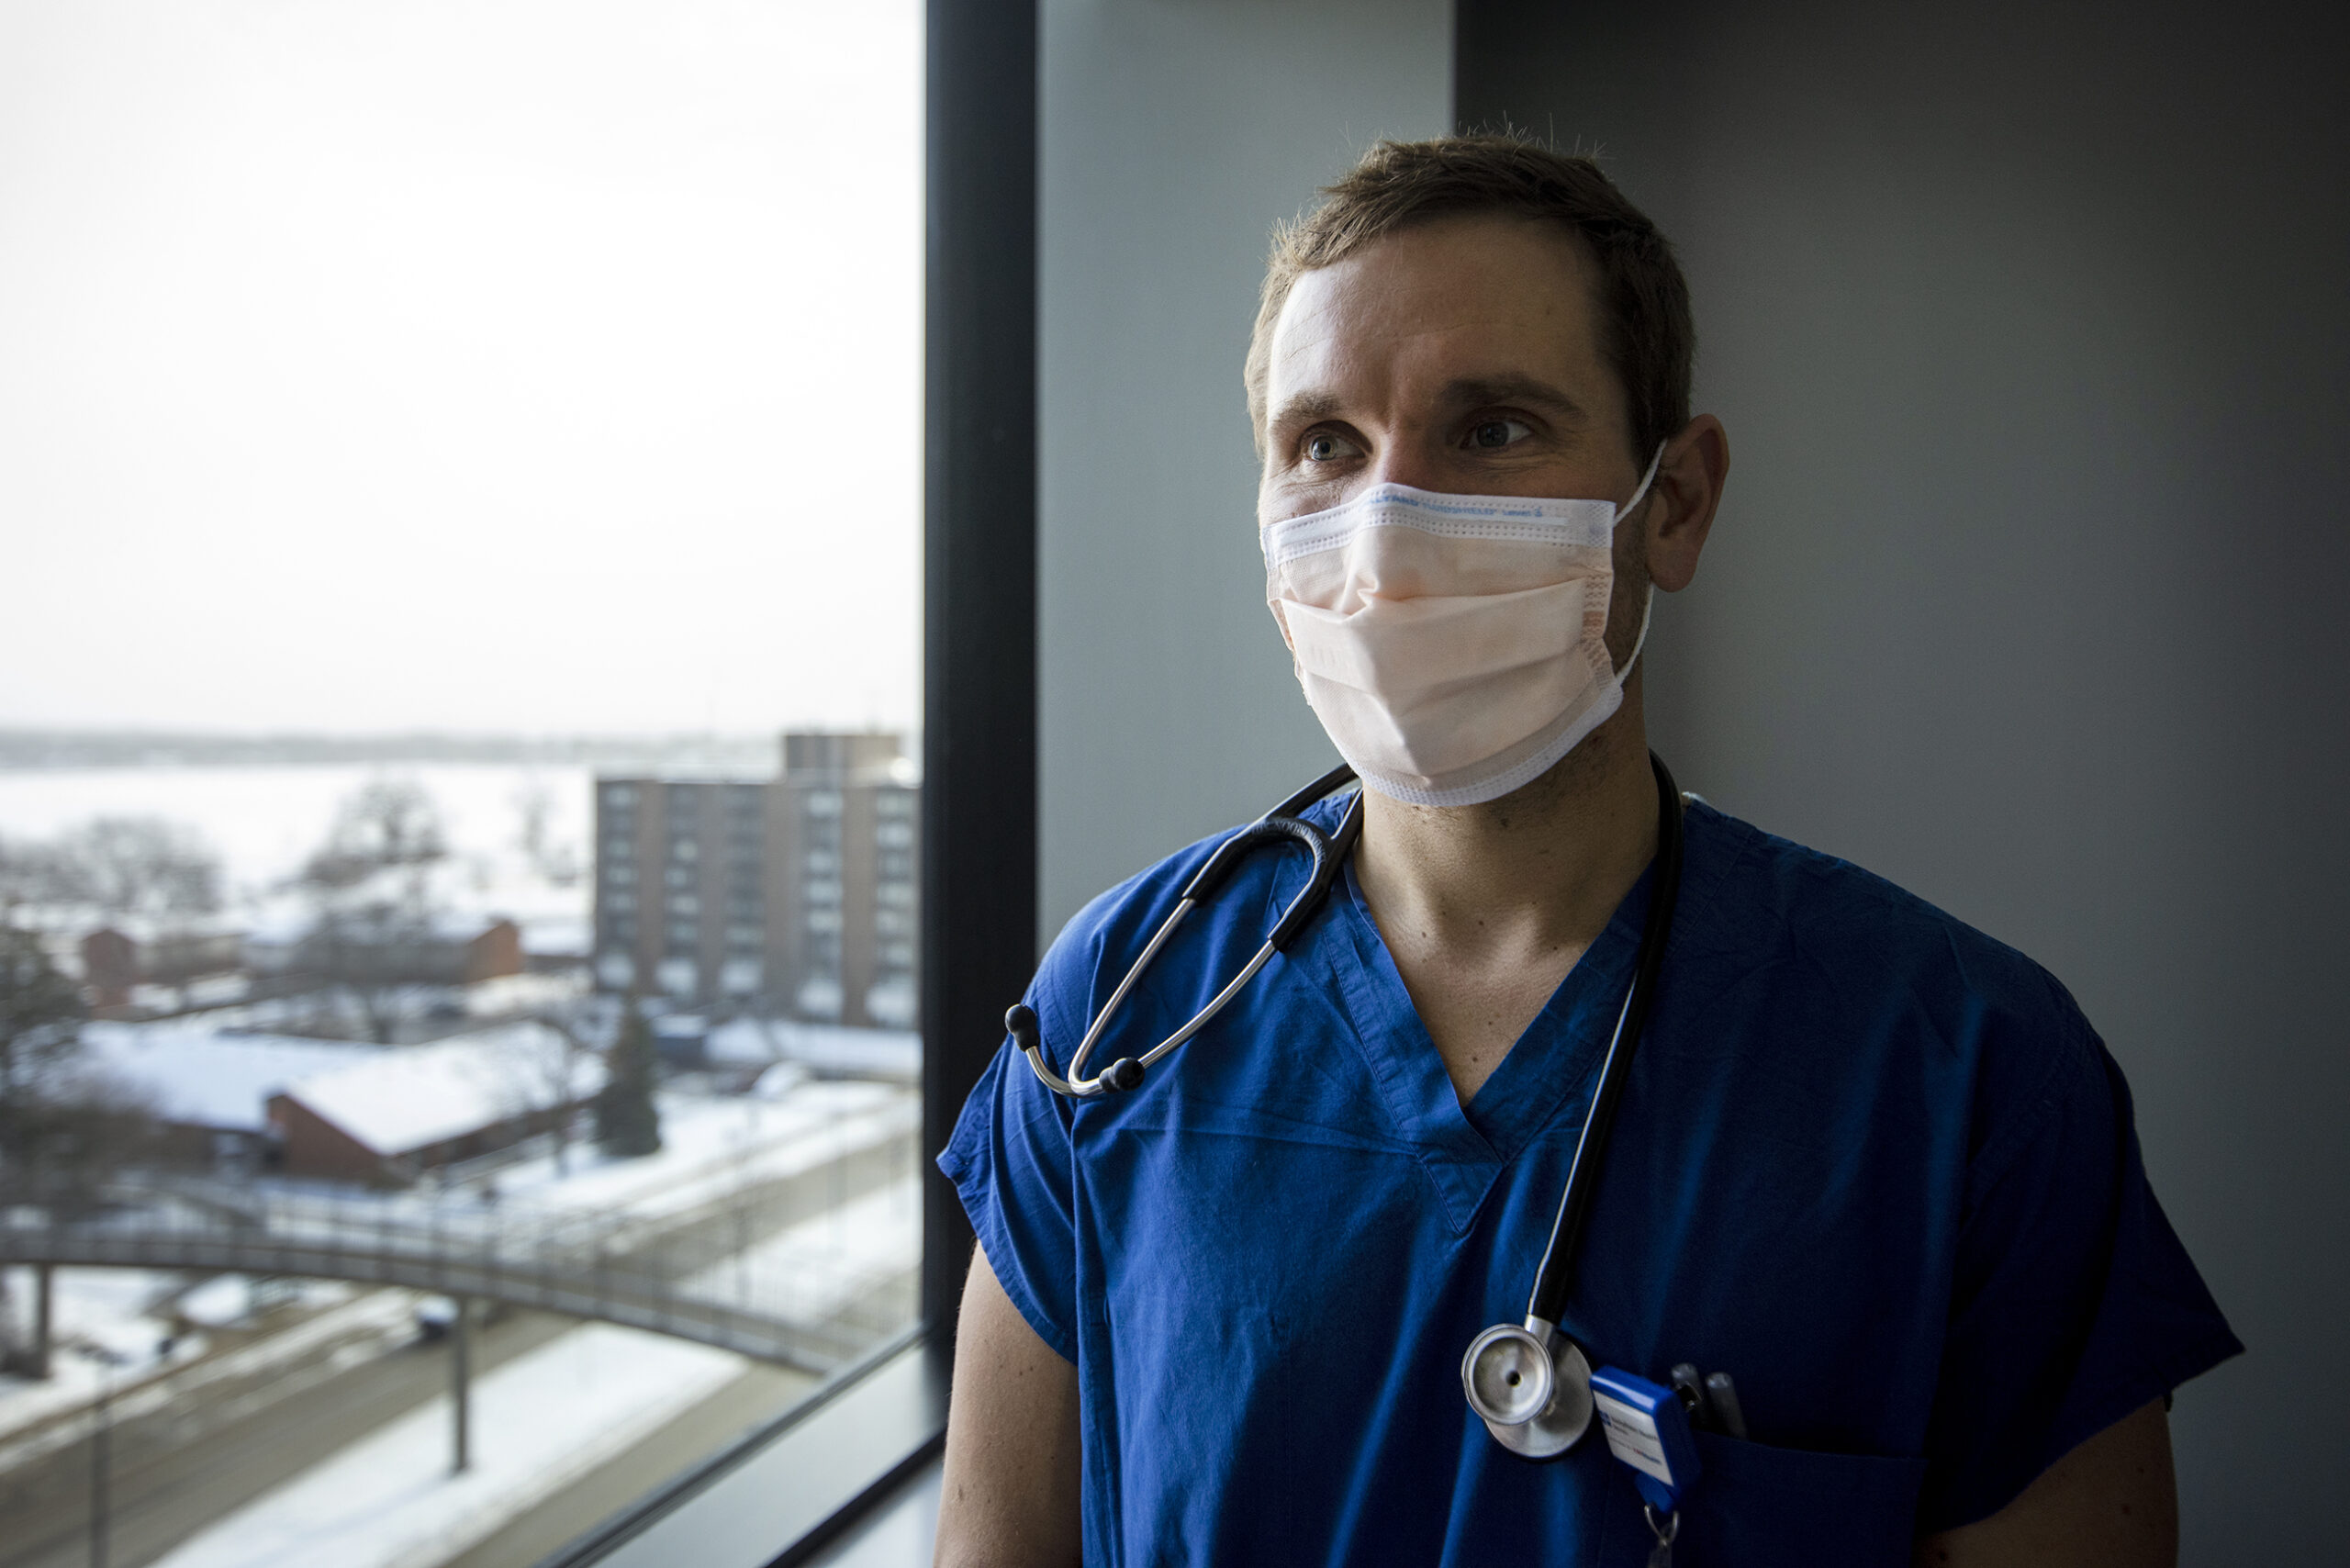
[1013,763,1363,1098]
[1523,752,1685,1328]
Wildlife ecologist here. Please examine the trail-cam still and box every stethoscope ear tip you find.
[1102,1058,1145,1093]
[1005,1002,1039,1043]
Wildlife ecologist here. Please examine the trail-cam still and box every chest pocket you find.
[1601,1432,1929,1567]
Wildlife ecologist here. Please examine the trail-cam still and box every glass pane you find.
[0,4,923,1564]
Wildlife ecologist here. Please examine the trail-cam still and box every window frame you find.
[543,0,1036,1560]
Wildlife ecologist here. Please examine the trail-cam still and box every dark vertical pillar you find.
[451,1296,472,1474]
[32,1262,52,1380]
[1452,0,1535,133]
[921,0,1039,1356]
[89,1372,109,1568]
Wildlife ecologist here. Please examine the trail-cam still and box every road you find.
[442,1268,918,1568]
[0,1126,916,1568]
[0,1302,571,1568]
[439,1361,816,1568]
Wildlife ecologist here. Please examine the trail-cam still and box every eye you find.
[1301,430,1361,464]
[1465,418,1532,451]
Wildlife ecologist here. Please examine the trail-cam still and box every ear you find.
[1642,415,1729,592]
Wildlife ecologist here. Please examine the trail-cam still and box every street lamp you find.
[73,1342,129,1568]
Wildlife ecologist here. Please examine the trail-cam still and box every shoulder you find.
[1688,800,2079,1024]
[1681,800,2098,1150]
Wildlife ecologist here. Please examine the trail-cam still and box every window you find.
[0,3,931,1565]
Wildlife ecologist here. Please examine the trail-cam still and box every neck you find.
[1352,693,1661,960]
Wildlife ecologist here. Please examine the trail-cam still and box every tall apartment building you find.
[591,732,919,1028]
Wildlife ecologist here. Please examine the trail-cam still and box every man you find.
[934,137,2238,1565]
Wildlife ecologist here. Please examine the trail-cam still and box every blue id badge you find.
[1591,1367,1703,1566]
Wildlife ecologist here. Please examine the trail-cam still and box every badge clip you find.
[1590,1366,1704,1516]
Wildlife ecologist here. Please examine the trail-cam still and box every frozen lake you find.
[0,763,597,923]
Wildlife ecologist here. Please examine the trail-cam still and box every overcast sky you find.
[0,0,922,737]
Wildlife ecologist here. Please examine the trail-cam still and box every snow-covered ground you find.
[708,1016,922,1081]
[0,762,594,951]
[703,1178,919,1322]
[151,1322,746,1568]
[0,1267,209,1436]
[487,1082,919,1225]
[149,1173,919,1568]
[0,1283,421,1473]
[0,1081,914,1453]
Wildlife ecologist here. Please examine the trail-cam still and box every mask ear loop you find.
[1618,585,1656,681]
[1616,442,1666,523]
[1612,442,1667,681]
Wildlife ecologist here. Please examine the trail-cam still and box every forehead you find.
[1265,214,1614,418]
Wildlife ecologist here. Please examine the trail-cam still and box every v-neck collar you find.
[1281,839,1656,1233]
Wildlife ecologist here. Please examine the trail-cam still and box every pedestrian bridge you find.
[0,1128,917,1373]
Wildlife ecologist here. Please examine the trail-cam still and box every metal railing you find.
[0,1130,919,1372]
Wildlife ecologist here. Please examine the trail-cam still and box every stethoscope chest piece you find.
[1461,1322,1594,1458]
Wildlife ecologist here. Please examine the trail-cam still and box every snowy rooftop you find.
[241,909,516,946]
[279,1022,604,1157]
[77,916,243,946]
[704,1017,920,1081]
[518,913,589,958]
[83,1023,390,1133]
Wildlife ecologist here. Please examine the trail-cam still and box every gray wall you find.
[1457,1,2350,1559]
[1037,0,1452,939]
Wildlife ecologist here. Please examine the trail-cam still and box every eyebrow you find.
[1435,375,1593,425]
[1264,375,1595,440]
[1264,389,1348,438]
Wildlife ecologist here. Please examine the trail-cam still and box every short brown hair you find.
[1246,135,1695,463]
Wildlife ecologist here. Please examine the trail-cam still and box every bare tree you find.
[0,925,155,1215]
[0,926,81,1109]
[296,778,452,1044]
[303,778,449,892]
[0,835,84,935]
[54,817,223,928]
[512,781,580,887]
[515,1005,607,1177]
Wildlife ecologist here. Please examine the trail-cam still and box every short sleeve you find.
[937,969,1087,1364]
[1917,993,2243,1530]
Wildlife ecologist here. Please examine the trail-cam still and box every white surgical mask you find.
[1260,448,1662,807]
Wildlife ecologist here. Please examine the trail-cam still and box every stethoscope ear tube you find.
[1266,761,1361,823]
[1522,751,1686,1327]
[1011,765,1362,1100]
[1172,762,1361,930]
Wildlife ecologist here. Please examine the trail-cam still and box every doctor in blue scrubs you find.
[933,137,2240,1567]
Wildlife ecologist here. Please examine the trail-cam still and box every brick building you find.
[271,915,525,988]
[265,1023,599,1185]
[590,732,918,1027]
[82,1022,386,1170]
[80,925,244,1009]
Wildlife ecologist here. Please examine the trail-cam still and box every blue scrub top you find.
[943,797,2240,1566]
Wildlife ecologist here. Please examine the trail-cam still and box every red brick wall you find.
[268,1094,389,1185]
[465,920,524,984]
[81,929,137,1008]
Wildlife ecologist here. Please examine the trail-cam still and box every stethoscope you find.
[1005,751,1685,1462]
